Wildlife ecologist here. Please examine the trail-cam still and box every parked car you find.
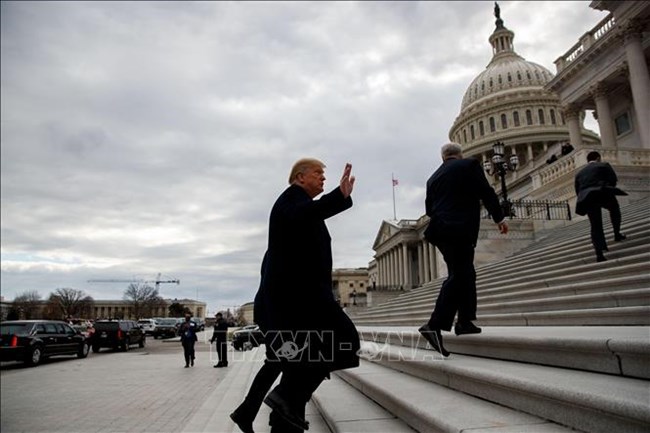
[191,318,205,332]
[152,318,179,339]
[0,320,90,366]
[71,323,95,340]
[137,319,157,335]
[231,325,264,351]
[89,320,146,352]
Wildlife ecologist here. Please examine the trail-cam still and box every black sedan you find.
[0,320,90,367]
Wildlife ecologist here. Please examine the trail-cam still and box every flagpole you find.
[392,173,397,220]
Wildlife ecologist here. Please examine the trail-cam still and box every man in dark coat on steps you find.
[421,142,508,357]
[257,158,360,432]
[574,150,627,262]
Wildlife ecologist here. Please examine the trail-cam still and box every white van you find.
[137,318,157,335]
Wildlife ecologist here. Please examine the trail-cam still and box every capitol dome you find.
[448,5,600,201]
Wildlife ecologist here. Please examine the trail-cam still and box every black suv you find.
[152,318,179,339]
[90,320,146,352]
[232,325,264,351]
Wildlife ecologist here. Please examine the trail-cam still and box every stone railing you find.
[554,14,616,73]
[532,152,578,189]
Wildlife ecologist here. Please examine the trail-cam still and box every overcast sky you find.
[1,1,607,315]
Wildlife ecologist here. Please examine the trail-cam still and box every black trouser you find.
[182,340,195,365]
[269,367,327,433]
[427,241,477,331]
[216,340,228,364]
[586,194,622,255]
[236,358,282,419]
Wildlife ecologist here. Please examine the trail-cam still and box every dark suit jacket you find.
[211,320,228,343]
[574,161,627,216]
[424,158,503,246]
[257,184,360,372]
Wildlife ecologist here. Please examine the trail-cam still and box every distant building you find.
[332,268,369,307]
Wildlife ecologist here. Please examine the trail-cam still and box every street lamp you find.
[483,141,519,217]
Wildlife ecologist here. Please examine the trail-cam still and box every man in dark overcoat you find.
[258,158,359,432]
[574,151,627,262]
[421,142,508,356]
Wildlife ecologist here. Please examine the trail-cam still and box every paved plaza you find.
[0,332,260,433]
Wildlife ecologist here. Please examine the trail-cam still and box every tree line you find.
[6,283,187,320]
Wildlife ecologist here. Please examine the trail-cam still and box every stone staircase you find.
[192,197,649,433]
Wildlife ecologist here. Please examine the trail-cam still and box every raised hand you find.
[340,163,355,198]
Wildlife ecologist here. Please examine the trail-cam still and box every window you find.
[481,82,485,91]
[45,323,57,334]
[513,111,520,127]
[489,78,493,87]
[479,121,485,136]
[501,113,507,129]
[538,109,545,125]
[615,112,632,136]
[507,73,512,82]
[550,109,556,125]
[470,125,475,140]
[526,109,533,125]
[517,71,522,81]
[489,117,496,132]
[360,283,364,287]
[498,75,502,84]
[463,129,467,142]
[526,71,531,80]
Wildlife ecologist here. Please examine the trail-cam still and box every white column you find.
[563,105,584,148]
[422,241,430,283]
[428,244,437,280]
[402,244,410,289]
[417,243,424,286]
[623,24,650,148]
[527,143,533,164]
[592,83,617,147]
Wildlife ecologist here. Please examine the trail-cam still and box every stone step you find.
[355,265,650,317]
[352,306,650,327]
[311,373,416,433]
[182,347,330,433]
[357,326,650,379]
[355,342,650,433]
[335,360,576,433]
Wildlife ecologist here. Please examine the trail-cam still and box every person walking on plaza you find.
[574,150,627,262]
[421,142,508,357]
[211,312,229,368]
[179,312,198,368]
[254,158,360,433]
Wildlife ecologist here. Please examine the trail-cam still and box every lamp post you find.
[483,141,519,217]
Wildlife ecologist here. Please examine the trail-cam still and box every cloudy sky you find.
[1,1,607,315]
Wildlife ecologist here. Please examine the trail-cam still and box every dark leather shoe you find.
[230,407,255,433]
[214,362,223,368]
[596,254,607,262]
[264,390,310,431]
[454,322,482,336]
[418,324,449,357]
[615,233,626,241]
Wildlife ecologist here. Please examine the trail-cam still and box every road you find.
[0,332,229,433]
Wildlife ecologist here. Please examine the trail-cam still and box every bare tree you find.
[123,283,165,319]
[10,290,43,319]
[46,288,95,319]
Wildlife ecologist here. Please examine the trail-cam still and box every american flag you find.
[392,178,399,186]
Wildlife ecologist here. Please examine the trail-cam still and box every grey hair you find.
[441,142,463,160]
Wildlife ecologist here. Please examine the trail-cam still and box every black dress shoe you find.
[615,233,626,241]
[454,322,482,336]
[418,324,449,357]
[596,254,607,262]
[214,362,223,368]
[230,407,255,433]
[263,390,310,431]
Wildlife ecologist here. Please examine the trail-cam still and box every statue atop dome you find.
[494,2,504,29]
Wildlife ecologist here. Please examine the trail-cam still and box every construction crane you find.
[88,273,180,292]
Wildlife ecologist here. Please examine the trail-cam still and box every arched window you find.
[507,73,512,82]
[489,78,493,87]
[489,117,496,133]
[538,109,545,125]
[526,109,533,125]
[526,71,532,80]
[498,75,502,84]
[501,113,508,129]
[513,111,520,127]
[550,109,556,125]
[470,124,475,140]
[463,129,467,143]
[517,71,522,81]
[479,121,485,136]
